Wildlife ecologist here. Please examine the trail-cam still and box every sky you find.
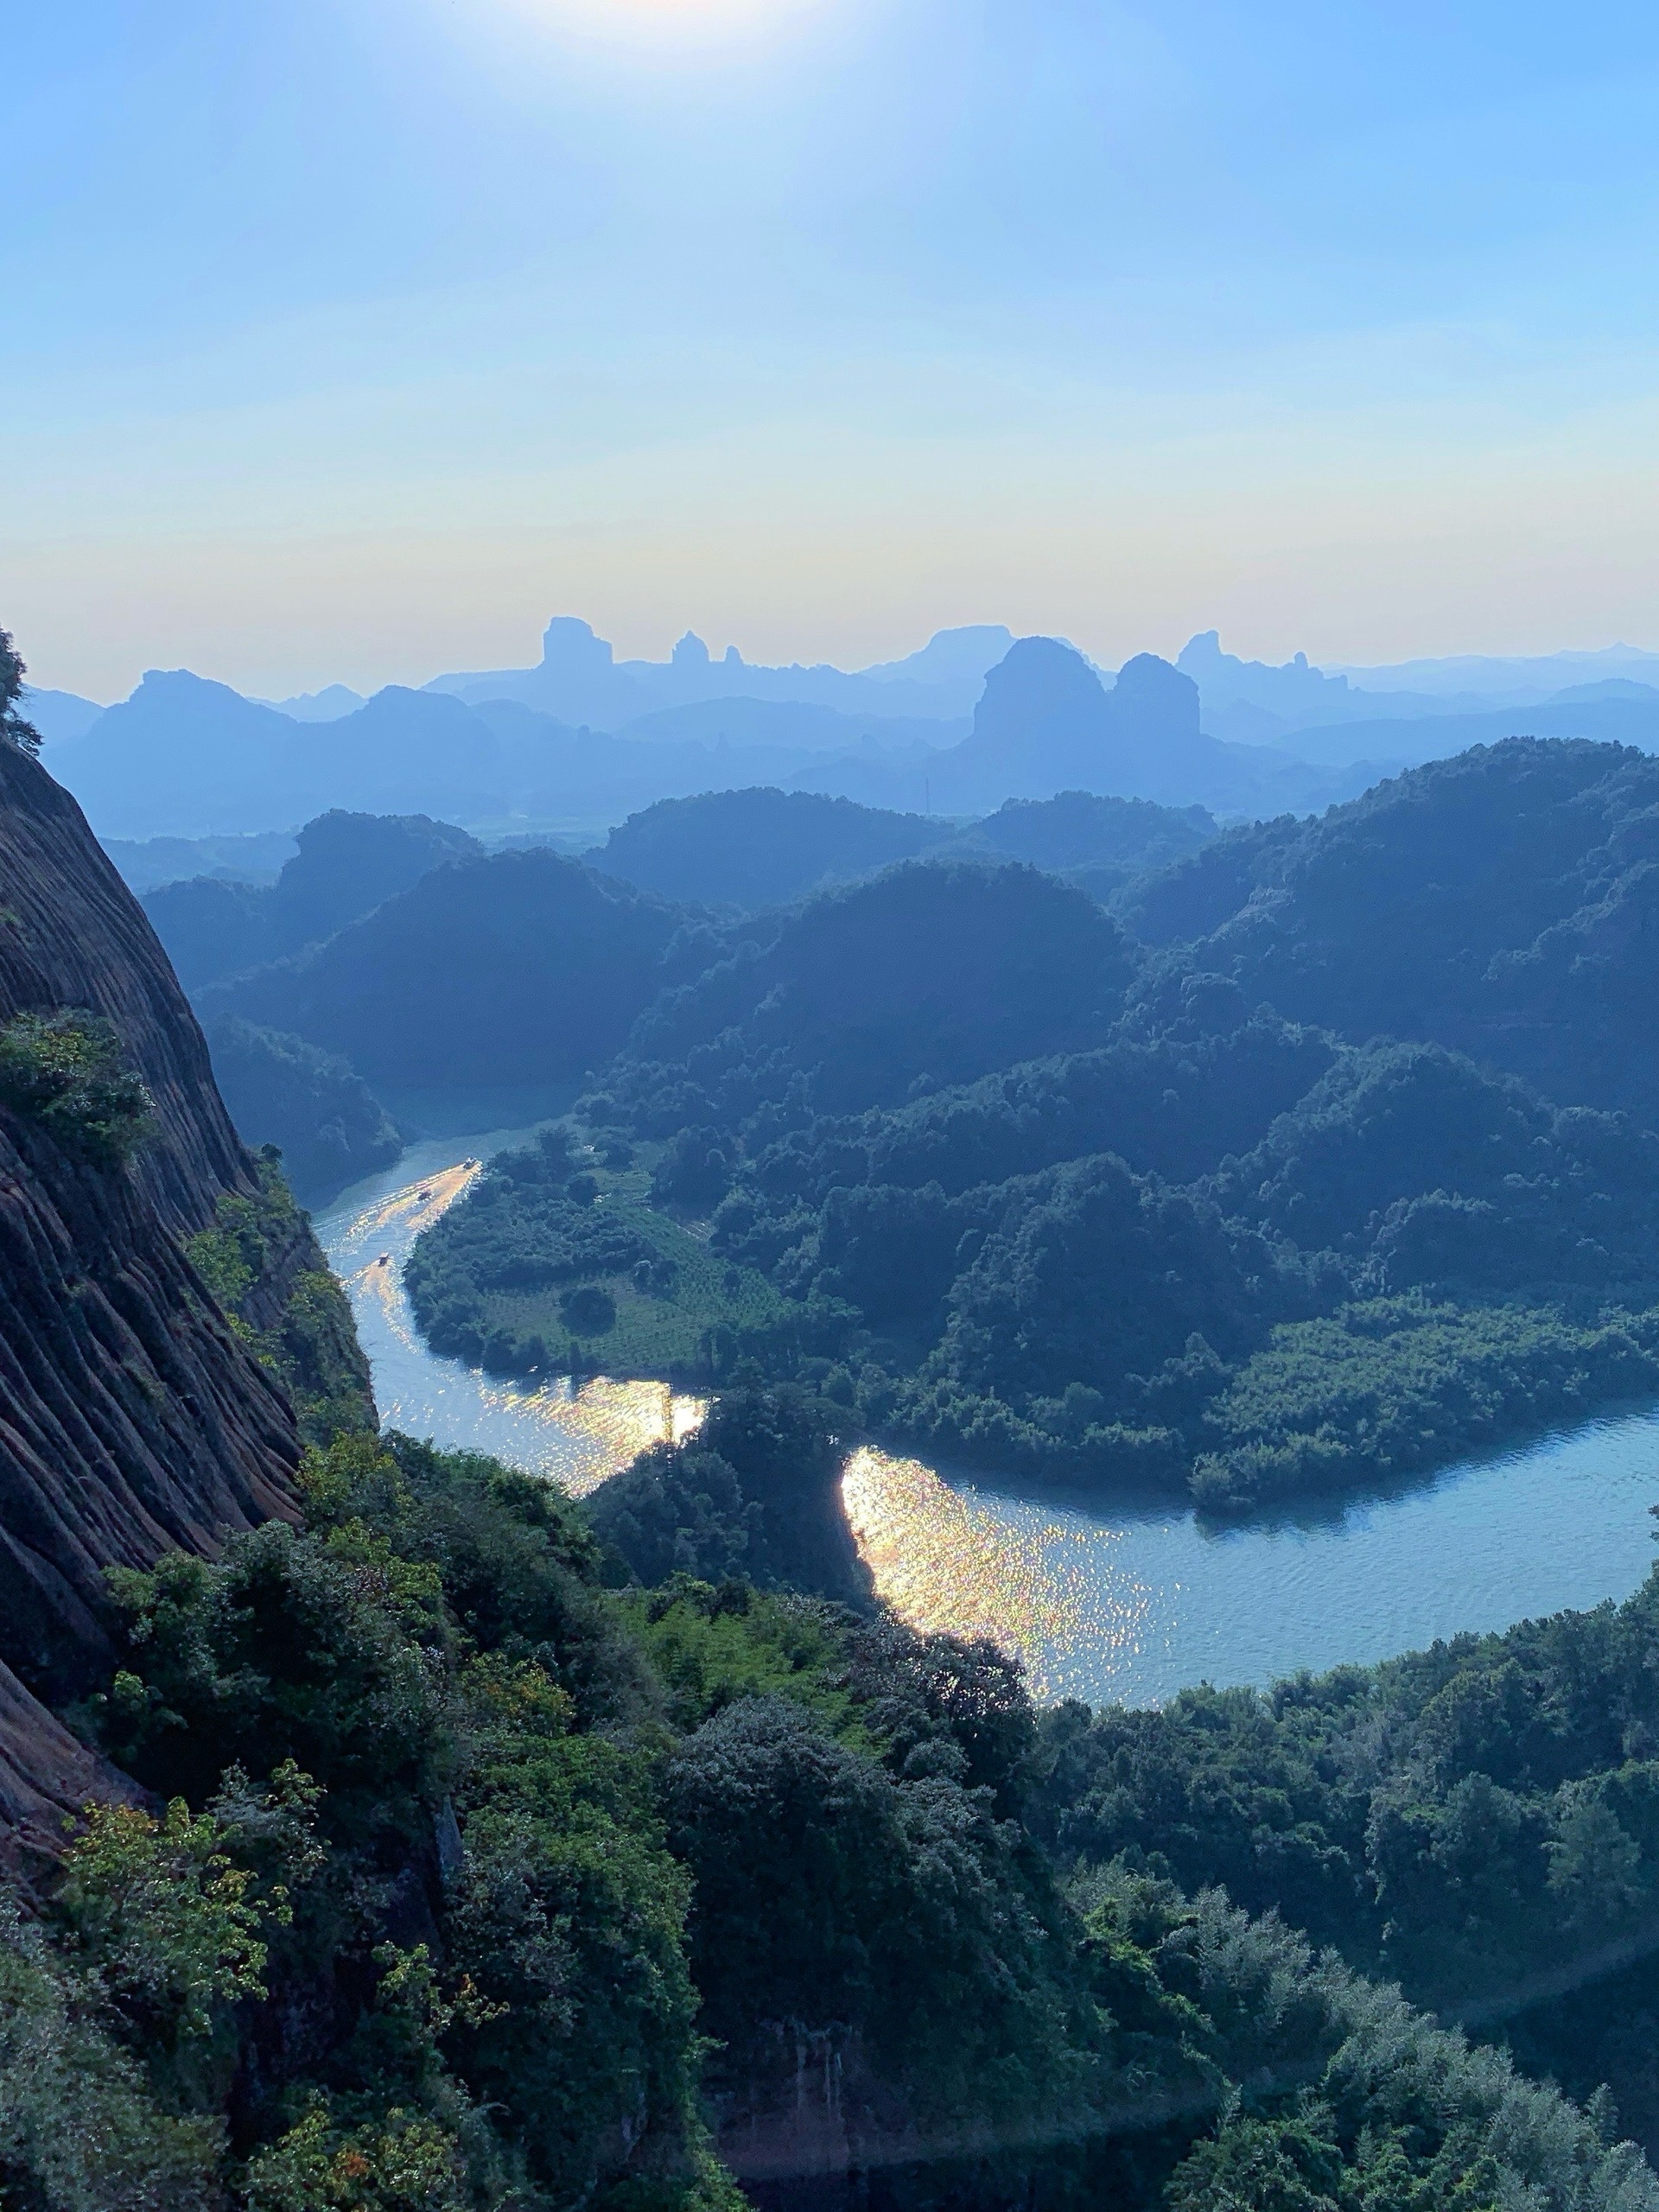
[10,0,1659,702]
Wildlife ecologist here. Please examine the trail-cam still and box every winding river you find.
[315,1133,1659,1709]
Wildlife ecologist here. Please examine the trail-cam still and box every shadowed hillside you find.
[1122,735,1659,1120]
[0,739,372,1855]
[206,847,684,1089]
[586,784,1217,911]
[143,809,482,991]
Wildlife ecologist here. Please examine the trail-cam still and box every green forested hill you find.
[143,809,482,992]
[24,1400,1659,2211]
[203,1014,404,1204]
[586,786,946,907]
[419,1016,1659,1510]
[607,857,1136,1122]
[232,736,1659,1516]
[586,785,1216,911]
[207,848,685,1090]
[1120,734,1659,1119]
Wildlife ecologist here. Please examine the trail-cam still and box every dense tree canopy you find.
[208,849,683,1088]
[406,746,1659,1510]
[1121,735,1659,1121]
[22,1414,1658,2209]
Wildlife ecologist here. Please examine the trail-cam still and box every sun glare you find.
[503,0,825,55]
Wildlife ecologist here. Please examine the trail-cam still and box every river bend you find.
[316,1134,1659,1707]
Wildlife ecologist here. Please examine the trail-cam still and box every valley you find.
[20,10,1659,2199]
[16,612,1659,2205]
[325,1131,1659,1707]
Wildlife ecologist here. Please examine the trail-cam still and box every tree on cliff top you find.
[1,626,42,757]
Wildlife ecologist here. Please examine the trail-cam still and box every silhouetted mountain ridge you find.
[800,637,1389,815]
[585,784,1215,910]
[142,809,482,989]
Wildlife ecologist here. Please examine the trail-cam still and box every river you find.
[315,1131,1659,1709]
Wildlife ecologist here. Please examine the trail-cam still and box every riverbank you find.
[315,1132,1659,1707]
[312,1129,704,1494]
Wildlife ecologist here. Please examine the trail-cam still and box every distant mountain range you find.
[1179,629,1659,747]
[423,615,1017,727]
[29,617,1659,841]
[42,666,966,841]
[1331,642,1659,701]
[799,639,1390,817]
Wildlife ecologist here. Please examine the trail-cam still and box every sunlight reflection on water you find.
[842,1425,1659,1707]
[842,1446,1158,1703]
[317,1133,1659,1707]
[315,1133,703,1498]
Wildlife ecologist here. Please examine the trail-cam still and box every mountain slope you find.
[600,859,1136,1128]
[206,848,683,1088]
[50,671,515,838]
[202,1014,404,1205]
[143,808,483,991]
[588,785,1217,913]
[1122,735,1659,1121]
[588,788,947,906]
[0,741,371,1853]
[1246,690,1659,771]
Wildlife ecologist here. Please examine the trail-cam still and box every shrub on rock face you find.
[0,1009,155,1167]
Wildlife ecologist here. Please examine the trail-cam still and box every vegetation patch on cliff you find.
[0,1008,156,1168]
[188,1154,375,1442]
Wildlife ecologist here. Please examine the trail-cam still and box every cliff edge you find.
[0,741,372,1857]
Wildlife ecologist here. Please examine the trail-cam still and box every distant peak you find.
[1113,652,1199,720]
[861,625,1016,683]
[262,683,365,721]
[1003,633,1092,667]
[1177,630,1224,674]
[540,616,613,671]
[975,636,1108,728]
[133,667,251,702]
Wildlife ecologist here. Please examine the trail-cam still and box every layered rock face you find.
[0,743,360,1854]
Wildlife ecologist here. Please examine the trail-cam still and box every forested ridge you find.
[584,785,1215,912]
[1119,734,1659,1120]
[11,676,1659,2208]
[407,739,1659,1512]
[15,1388,1659,2209]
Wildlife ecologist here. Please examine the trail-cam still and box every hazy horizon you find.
[27,618,1659,716]
[12,2,1659,700]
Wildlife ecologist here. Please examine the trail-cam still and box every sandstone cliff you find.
[0,741,372,1857]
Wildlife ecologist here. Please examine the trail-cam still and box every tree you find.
[0,627,41,757]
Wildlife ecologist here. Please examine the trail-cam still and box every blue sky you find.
[10,0,1659,699]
